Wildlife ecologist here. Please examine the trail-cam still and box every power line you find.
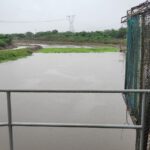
[0,16,76,32]
[0,18,66,23]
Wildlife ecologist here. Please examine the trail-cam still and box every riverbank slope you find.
[0,49,33,63]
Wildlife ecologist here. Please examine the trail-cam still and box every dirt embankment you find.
[0,44,16,50]
[13,39,123,48]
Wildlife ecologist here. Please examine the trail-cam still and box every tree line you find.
[0,27,127,48]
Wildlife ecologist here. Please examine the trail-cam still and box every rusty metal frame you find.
[121,0,150,23]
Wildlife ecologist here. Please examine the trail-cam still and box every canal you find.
[0,52,135,150]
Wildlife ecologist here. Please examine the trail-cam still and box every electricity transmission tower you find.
[67,15,75,32]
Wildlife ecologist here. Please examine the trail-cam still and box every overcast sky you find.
[0,0,143,33]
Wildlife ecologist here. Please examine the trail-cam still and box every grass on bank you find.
[38,47,119,53]
[0,47,118,63]
[0,49,33,63]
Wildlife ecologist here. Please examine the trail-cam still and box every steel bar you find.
[131,1,150,11]
[0,122,8,126]
[0,89,150,93]
[7,92,14,150]
[12,122,142,129]
[121,1,150,23]
[140,93,146,150]
[121,16,127,23]
[0,89,148,150]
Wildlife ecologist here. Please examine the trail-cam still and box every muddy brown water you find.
[0,52,135,150]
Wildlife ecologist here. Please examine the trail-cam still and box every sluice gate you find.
[122,1,150,150]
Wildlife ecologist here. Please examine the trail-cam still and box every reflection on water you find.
[0,53,135,150]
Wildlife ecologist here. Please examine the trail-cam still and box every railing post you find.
[7,92,14,150]
[140,92,146,150]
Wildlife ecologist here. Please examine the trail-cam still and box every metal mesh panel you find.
[125,15,142,123]
[142,12,150,91]
[142,12,150,150]
[124,6,150,150]
[122,1,150,149]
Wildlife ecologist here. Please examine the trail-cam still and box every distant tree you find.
[52,30,58,34]
[25,32,34,39]
[117,27,127,38]
[80,31,87,37]
[15,34,26,39]
[0,34,12,47]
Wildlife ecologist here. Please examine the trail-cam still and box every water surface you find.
[0,53,135,150]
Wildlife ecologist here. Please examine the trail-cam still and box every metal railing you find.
[0,89,149,150]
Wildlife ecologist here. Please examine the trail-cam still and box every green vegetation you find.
[0,28,126,63]
[0,49,32,63]
[11,28,127,45]
[0,35,12,48]
[0,47,118,63]
[38,47,118,53]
